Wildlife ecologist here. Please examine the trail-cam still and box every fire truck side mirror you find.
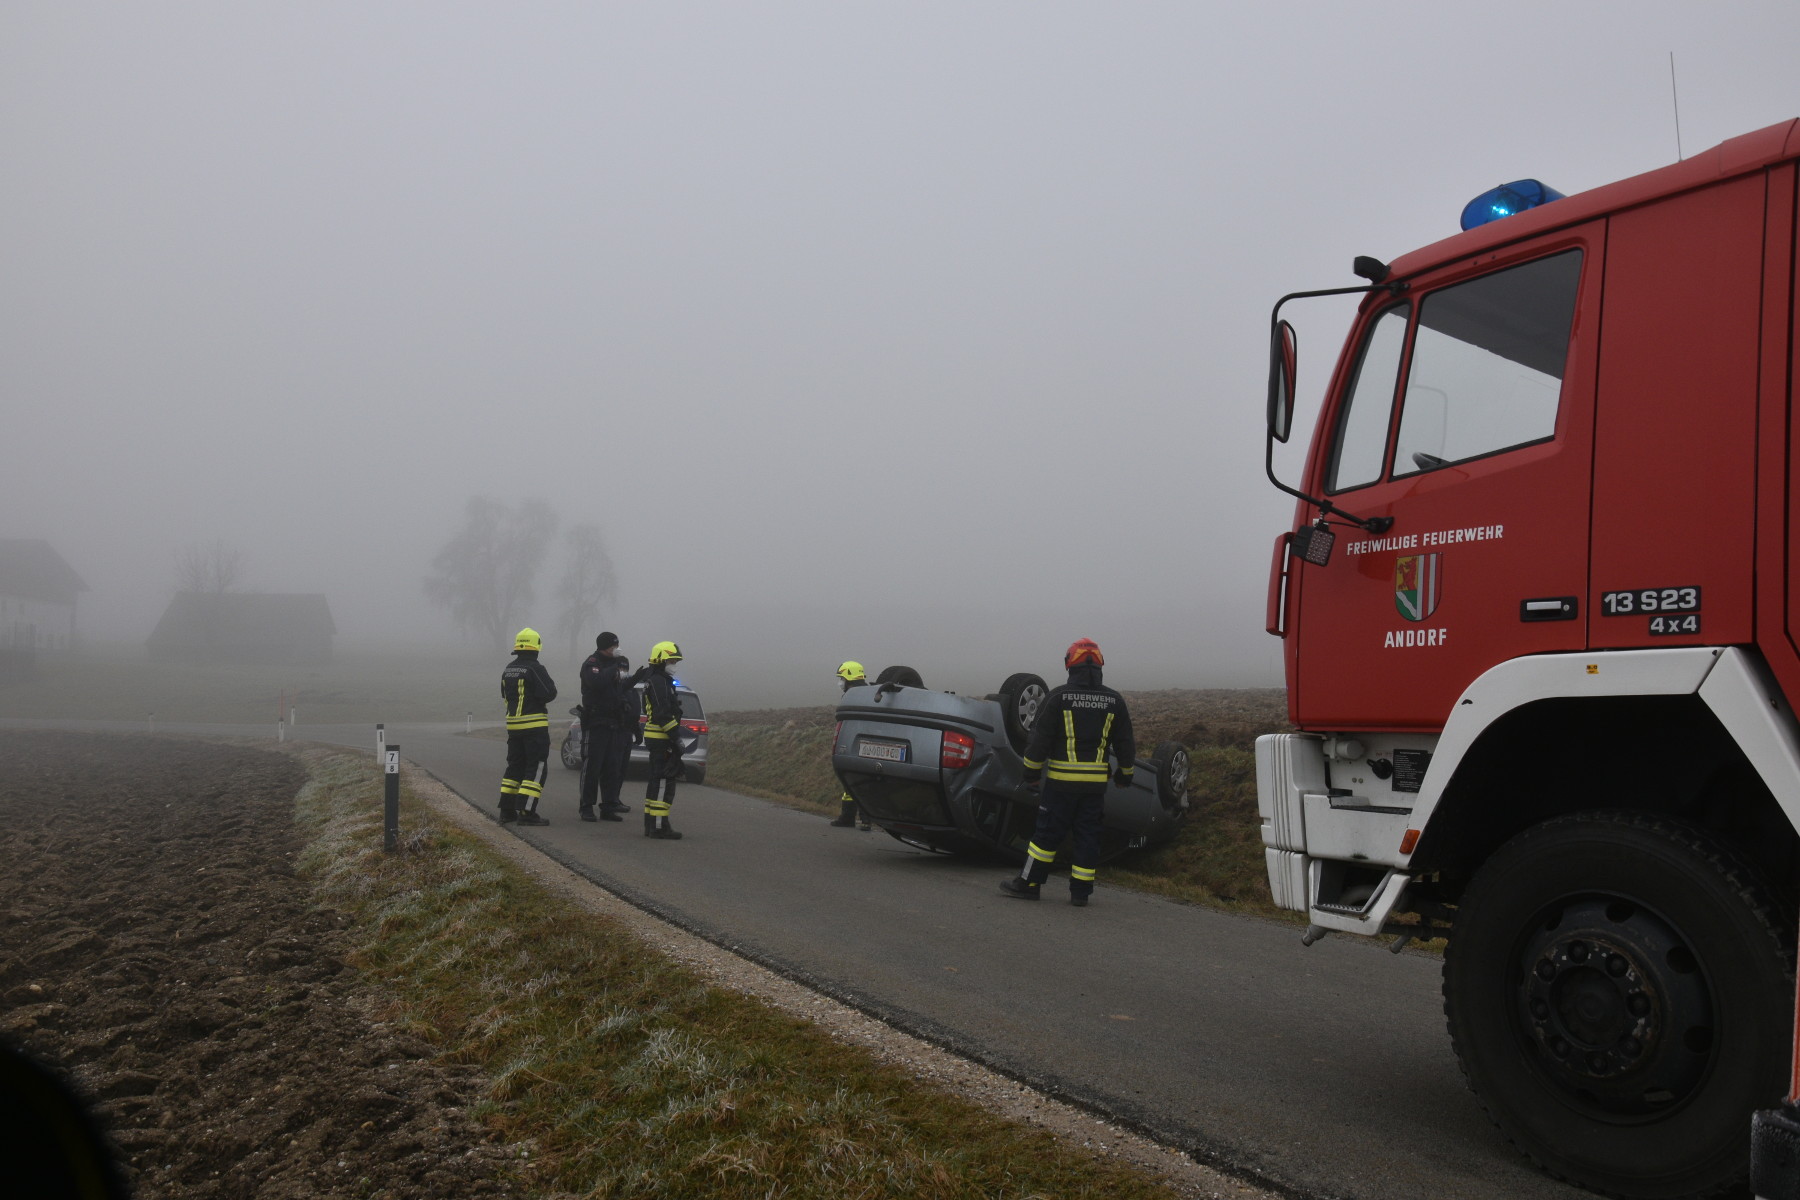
[1268,319,1298,444]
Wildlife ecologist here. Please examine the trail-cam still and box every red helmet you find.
[1064,638,1103,669]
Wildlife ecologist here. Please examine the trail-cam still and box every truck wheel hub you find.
[1514,897,1712,1116]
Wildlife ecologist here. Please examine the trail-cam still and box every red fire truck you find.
[1259,119,1800,1199]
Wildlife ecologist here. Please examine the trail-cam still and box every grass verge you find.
[295,748,1186,1199]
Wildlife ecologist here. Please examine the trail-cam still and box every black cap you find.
[597,632,619,650]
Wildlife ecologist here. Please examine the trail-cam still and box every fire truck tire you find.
[997,673,1048,752]
[559,729,583,770]
[1443,810,1793,1199]
[875,665,924,688]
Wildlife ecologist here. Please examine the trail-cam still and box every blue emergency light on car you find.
[1459,179,1566,231]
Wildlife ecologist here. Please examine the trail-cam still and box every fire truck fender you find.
[1402,647,1740,866]
[1695,647,1800,833]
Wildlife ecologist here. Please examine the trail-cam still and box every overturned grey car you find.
[831,666,1191,861]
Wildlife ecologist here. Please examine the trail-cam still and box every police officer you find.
[577,632,642,822]
[641,641,688,840]
[1000,638,1134,906]
[500,627,558,827]
[829,661,872,830]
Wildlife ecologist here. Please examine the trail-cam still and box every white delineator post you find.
[376,722,385,762]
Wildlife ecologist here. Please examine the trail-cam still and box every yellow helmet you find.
[836,661,865,682]
[649,640,683,664]
[514,628,542,652]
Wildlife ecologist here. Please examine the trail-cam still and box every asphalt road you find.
[14,717,1592,1200]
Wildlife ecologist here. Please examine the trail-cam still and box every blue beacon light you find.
[1459,179,1565,231]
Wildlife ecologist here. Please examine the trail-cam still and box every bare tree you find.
[553,522,619,660]
[423,496,559,647]
[173,539,245,595]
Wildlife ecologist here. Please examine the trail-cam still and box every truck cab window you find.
[1393,250,1581,476]
[1327,304,1410,493]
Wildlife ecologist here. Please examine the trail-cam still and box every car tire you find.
[876,665,924,688]
[685,765,705,786]
[997,673,1048,752]
[1150,741,1190,810]
[1443,811,1793,1198]
[559,730,583,770]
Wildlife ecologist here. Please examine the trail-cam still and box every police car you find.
[831,666,1190,861]
[560,681,709,785]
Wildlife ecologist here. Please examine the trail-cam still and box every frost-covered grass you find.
[293,748,1180,1200]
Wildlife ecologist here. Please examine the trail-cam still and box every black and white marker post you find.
[383,744,400,852]
[375,722,385,762]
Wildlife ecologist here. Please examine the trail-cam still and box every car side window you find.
[1393,250,1581,476]
[1327,304,1410,493]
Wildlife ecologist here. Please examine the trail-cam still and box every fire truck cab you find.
[1260,119,1800,1199]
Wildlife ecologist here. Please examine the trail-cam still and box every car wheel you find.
[1443,811,1793,1198]
[1150,741,1190,810]
[997,673,1048,752]
[559,730,583,770]
[876,665,924,688]
[685,766,705,786]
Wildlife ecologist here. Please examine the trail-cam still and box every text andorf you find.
[1385,627,1449,648]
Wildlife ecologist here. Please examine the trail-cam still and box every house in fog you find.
[0,539,89,665]
[148,593,336,664]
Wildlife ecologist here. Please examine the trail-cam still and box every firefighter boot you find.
[1070,888,1091,907]
[649,815,683,840]
[998,877,1041,900]
[499,796,518,824]
[643,814,657,838]
[830,800,857,828]
[516,800,550,827]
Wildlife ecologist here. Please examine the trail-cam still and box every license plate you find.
[857,740,907,763]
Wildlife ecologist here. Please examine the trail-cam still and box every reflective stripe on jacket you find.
[642,669,681,741]
[1021,669,1135,791]
[501,651,557,731]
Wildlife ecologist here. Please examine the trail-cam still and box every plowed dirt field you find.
[0,730,513,1199]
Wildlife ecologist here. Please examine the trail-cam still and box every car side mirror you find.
[1267,320,1298,444]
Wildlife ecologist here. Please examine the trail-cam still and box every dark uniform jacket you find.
[641,668,683,743]
[501,650,557,732]
[579,651,637,726]
[1021,665,1136,792]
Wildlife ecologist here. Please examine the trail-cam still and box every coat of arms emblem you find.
[1395,554,1441,622]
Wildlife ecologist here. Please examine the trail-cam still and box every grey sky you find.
[5,2,1798,707]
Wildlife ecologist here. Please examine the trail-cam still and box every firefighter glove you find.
[1112,769,1132,789]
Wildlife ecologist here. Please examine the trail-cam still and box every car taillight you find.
[940,731,974,770]
[681,720,709,734]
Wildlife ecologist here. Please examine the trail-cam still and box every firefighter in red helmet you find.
[1000,638,1135,906]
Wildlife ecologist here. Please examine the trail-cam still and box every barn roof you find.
[147,592,336,648]
[0,539,89,604]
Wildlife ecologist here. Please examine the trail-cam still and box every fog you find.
[5,3,1799,710]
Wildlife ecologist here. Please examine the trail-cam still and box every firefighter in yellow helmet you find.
[1000,639,1134,906]
[641,640,688,839]
[500,628,558,826]
[829,662,872,829]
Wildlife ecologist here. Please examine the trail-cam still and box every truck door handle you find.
[1520,597,1579,622]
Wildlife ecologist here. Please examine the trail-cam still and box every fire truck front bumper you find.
[1256,731,1421,936]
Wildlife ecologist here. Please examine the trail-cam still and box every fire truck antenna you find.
[1668,51,1685,161]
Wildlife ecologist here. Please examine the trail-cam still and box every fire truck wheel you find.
[875,665,924,689]
[559,729,583,770]
[1443,810,1793,1198]
[997,673,1048,752]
